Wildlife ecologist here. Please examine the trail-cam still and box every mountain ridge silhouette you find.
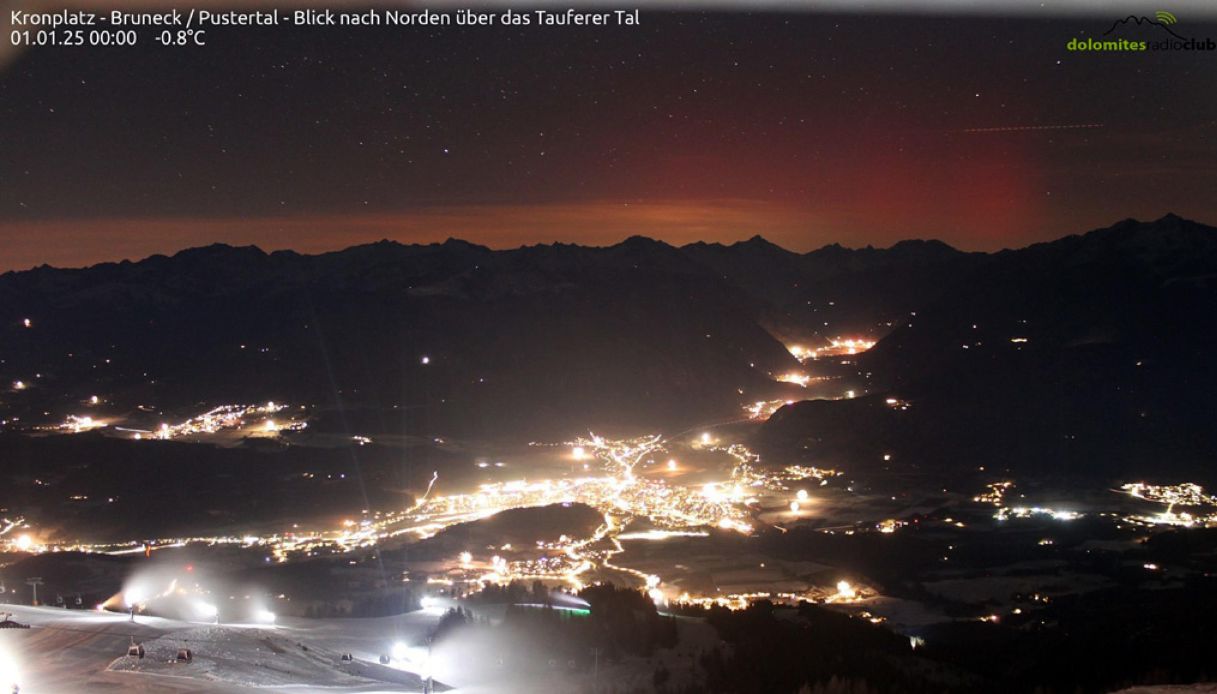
[1103,14,1187,40]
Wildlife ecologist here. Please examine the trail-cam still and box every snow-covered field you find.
[0,604,444,693]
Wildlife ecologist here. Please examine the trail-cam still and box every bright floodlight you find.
[796,489,809,501]
[836,580,856,600]
[391,641,409,660]
[420,355,431,365]
[700,432,711,444]
[14,535,33,551]
[789,501,800,513]
[255,609,276,624]
[572,446,586,460]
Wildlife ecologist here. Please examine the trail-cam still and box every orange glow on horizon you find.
[0,193,1085,273]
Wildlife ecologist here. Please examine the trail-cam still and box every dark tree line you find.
[684,576,1217,694]
[431,582,678,674]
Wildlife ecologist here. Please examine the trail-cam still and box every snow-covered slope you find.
[0,604,443,693]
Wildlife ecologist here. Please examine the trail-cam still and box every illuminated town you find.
[1120,482,1217,527]
[10,410,1217,626]
[137,402,308,440]
[787,338,877,362]
[744,399,794,420]
[2,429,855,610]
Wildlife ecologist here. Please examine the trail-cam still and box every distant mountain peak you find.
[441,237,486,249]
[173,242,266,257]
[619,234,669,247]
[740,234,774,245]
[890,238,956,251]
[1088,213,1210,240]
[729,235,791,253]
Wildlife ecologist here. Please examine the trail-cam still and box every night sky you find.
[2,8,1216,270]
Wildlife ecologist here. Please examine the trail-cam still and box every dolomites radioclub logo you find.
[1067,10,1215,52]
